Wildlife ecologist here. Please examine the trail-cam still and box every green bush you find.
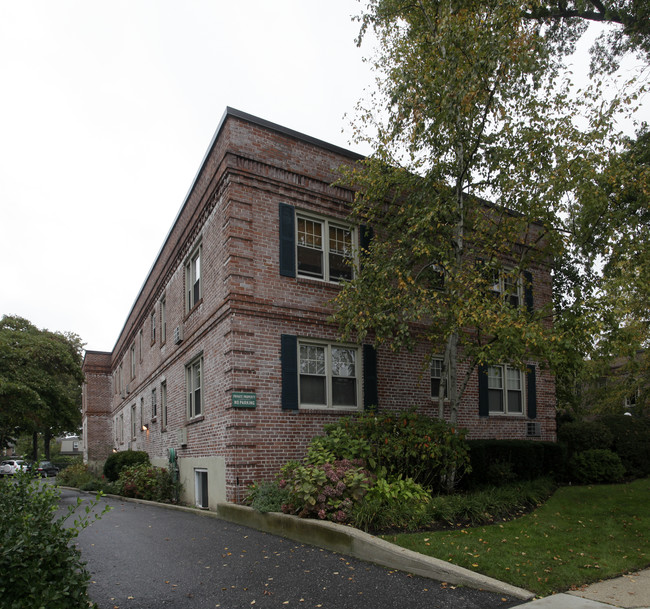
[427,478,556,528]
[280,459,373,523]
[558,420,613,455]
[56,462,96,488]
[245,480,290,513]
[117,463,178,503]
[314,411,471,493]
[352,476,431,532]
[0,472,108,609]
[569,449,626,484]
[463,439,565,488]
[596,415,650,479]
[103,450,150,482]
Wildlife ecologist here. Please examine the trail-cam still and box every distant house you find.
[82,108,556,509]
[58,435,82,456]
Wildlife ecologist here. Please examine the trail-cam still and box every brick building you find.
[82,108,556,508]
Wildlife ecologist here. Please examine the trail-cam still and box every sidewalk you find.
[514,569,650,609]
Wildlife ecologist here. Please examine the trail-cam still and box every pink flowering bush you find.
[117,464,179,503]
[279,459,373,523]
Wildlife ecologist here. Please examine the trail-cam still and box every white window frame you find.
[160,295,167,344]
[430,356,449,400]
[487,364,525,415]
[295,213,356,283]
[161,381,168,429]
[490,268,523,307]
[151,387,157,419]
[185,242,202,311]
[195,468,208,509]
[298,340,361,411]
[186,355,203,419]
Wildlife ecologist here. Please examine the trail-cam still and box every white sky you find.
[0,1,375,352]
[0,3,644,354]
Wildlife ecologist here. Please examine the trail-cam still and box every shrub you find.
[558,420,613,456]
[103,450,150,482]
[117,463,178,503]
[463,440,565,488]
[569,449,626,484]
[280,459,373,523]
[56,462,96,488]
[427,478,556,528]
[596,415,650,479]
[315,411,471,493]
[352,476,431,532]
[0,472,108,609]
[245,480,290,513]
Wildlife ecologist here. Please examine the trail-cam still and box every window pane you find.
[329,225,353,282]
[300,345,326,375]
[297,218,323,249]
[297,245,324,277]
[507,390,522,413]
[332,377,356,406]
[506,367,521,390]
[488,366,503,389]
[300,375,326,404]
[488,388,503,412]
[331,347,355,377]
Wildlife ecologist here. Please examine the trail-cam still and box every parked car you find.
[34,461,59,477]
[0,459,30,476]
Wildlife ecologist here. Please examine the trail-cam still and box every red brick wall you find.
[86,110,557,502]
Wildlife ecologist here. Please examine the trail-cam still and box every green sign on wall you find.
[231,391,256,409]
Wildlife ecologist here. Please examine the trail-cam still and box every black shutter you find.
[524,270,534,313]
[281,335,298,410]
[363,344,378,411]
[279,203,296,277]
[527,365,537,419]
[478,364,489,417]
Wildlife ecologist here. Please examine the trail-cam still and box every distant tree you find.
[0,316,84,459]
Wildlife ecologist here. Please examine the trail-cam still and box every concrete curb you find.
[67,489,534,601]
[214,503,534,601]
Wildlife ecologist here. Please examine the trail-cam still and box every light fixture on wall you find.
[142,423,149,431]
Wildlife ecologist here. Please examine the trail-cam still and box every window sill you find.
[299,406,361,413]
[186,415,205,426]
[184,298,204,321]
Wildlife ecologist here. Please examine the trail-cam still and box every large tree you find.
[0,316,84,458]
[334,0,627,421]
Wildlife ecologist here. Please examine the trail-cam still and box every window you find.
[140,397,144,431]
[151,311,156,344]
[130,344,136,379]
[485,266,522,307]
[119,413,124,443]
[151,388,157,419]
[186,356,203,418]
[299,341,359,409]
[160,296,167,343]
[431,357,448,399]
[487,365,524,414]
[139,329,143,362]
[296,215,354,282]
[195,469,208,509]
[161,381,167,429]
[131,404,136,438]
[186,243,202,311]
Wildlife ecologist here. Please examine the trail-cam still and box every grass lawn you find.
[383,477,650,597]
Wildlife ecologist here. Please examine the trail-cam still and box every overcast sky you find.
[0,1,376,352]
[0,3,644,354]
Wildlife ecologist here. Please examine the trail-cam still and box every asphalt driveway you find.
[63,489,521,609]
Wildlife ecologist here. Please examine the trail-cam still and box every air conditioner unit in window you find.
[526,422,541,437]
[174,325,183,345]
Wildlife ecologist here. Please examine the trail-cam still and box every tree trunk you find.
[31,431,38,462]
[44,432,52,460]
